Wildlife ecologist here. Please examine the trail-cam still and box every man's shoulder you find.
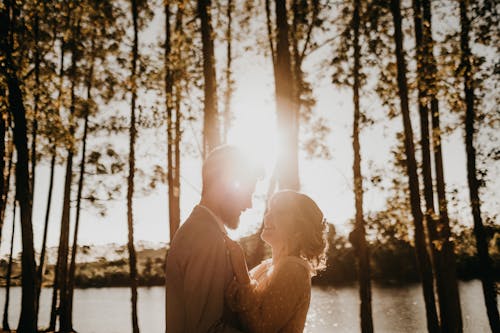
[169,207,225,253]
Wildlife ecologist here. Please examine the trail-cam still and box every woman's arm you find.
[228,259,311,333]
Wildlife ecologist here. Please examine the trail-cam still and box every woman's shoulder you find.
[276,256,313,278]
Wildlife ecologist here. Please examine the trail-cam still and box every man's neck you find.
[199,197,220,218]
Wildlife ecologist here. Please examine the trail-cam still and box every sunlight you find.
[226,100,277,176]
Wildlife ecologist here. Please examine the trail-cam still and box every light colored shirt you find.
[165,205,242,333]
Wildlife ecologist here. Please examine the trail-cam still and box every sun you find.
[226,100,277,177]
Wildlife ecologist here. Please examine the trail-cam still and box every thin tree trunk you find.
[2,200,16,331]
[389,1,440,332]
[9,41,38,333]
[411,0,440,264]
[421,0,463,331]
[48,36,67,332]
[411,1,445,330]
[265,0,277,75]
[173,86,181,239]
[0,107,5,246]
[275,0,299,190]
[198,0,220,157]
[30,0,40,206]
[128,1,140,332]
[290,0,302,171]
[1,139,13,239]
[459,1,500,331]
[1,2,38,330]
[223,0,233,142]
[165,1,176,241]
[36,146,56,318]
[351,0,373,331]
[58,17,81,331]
[57,86,75,333]
[67,51,94,328]
[172,3,184,240]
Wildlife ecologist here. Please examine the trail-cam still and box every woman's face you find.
[260,199,294,250]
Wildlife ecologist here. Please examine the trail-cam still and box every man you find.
[166,145,261,333]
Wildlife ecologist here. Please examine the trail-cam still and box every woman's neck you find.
[272,245,299,265]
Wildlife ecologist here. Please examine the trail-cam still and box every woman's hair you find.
[270,190,329,274]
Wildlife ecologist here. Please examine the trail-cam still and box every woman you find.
[224,190,328,333]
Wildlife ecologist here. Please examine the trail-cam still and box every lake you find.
[0,280,495,332]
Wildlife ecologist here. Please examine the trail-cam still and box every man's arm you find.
[183,233,229,333]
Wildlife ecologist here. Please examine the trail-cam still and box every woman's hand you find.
[224,234,251,284]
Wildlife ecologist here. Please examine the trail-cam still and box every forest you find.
[0,0,498,332]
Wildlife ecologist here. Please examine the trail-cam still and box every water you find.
[0,280,494,332]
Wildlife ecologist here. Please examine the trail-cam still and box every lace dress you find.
[226,256,313,333]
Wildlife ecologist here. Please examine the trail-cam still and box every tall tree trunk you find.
[30,0,40,206]
[48,37,67,332]
[351,1,373,332]
[223,0,233,142]
[1,2,38,330]
[173,86,181,239]
[290,0,302,173]
[411,1,445,330]
[421,0,463,331]
[2,200,16,331]
[459,1,500,331]
[275,0,299,190]
[265,0,277,74]
[0,138,13,242]
[67,51,94,328]
[0,108,5,246]
[58,18,81,332]
[128,1,140,332]
[389,1,440,332]
[57,82,75,333]
[165,1,176,241]
[36,146,56,319]
[412,0,439,264]
[9,40,38,333]
[198,0,220,157]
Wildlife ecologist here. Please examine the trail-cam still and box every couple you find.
[165,145,328,333]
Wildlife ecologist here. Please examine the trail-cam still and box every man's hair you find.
[201,145,262,195]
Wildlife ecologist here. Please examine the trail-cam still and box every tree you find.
[2,195,16,331]
[350,1,374,331]
[222,0,233,143]
[418,0,463,330]
[0,0,38,330]
[128,0,140,332]
[459,0,500,331]
[0,108,13,248]
[389,0,440,331]
[164,1,185,241]
[48,26,68,331]
[198,0,220,156]
[57,5,82,330]
[36,145,55,317]
[274,0,299,190]
[0,99,6,245]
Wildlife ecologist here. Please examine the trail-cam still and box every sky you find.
[0,2,498,257]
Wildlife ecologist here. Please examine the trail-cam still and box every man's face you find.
[219,178,257,230]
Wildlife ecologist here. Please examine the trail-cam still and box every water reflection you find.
[0,280,493,332]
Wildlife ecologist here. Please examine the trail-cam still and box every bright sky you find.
[0,3,498,257]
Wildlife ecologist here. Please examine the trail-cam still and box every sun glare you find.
[226,101,277,176]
